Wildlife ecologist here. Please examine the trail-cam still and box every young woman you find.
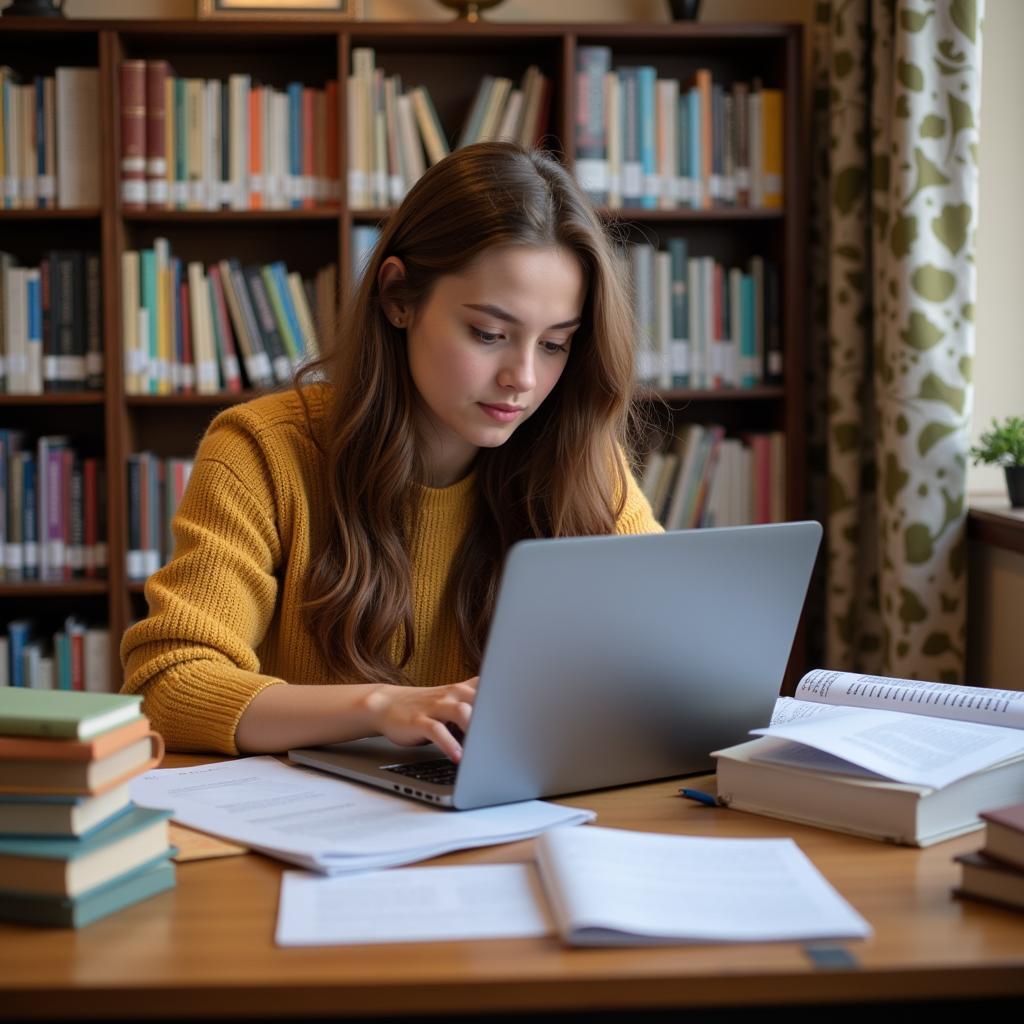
[120,142,661,759]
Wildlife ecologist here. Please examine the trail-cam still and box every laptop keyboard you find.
[382,759,458,787]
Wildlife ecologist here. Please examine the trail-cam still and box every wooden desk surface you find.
[2,755,1023,1020]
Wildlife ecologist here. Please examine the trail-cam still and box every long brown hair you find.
[297,142,638,684]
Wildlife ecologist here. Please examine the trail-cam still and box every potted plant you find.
[970,415,1024,508]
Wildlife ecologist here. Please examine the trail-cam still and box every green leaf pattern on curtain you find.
[809,0,984,682]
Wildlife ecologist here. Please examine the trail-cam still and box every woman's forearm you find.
[235,681,381,753]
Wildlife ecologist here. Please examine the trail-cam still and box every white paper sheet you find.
[131,756,595,873]
[276,864,553,946]
[753,705,1024,789]
[535,825,872,945]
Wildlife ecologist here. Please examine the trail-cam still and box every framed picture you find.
[197,0,364,20]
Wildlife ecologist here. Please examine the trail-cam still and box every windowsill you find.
[967,498,1024,555]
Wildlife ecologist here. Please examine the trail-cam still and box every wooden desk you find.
[2,755,1023,1020]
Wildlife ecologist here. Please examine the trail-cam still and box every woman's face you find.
[384,245,586,488]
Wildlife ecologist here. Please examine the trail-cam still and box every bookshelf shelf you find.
[122,210,340,223]
[599,208,786,223]
[0,394,104,406]
[648,386,786,402]
[125,391,271,407]
[0,582,108,598]
[0,209,101,221]
[0,15,807,690]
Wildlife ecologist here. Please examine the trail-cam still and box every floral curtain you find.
[807,0,985,682]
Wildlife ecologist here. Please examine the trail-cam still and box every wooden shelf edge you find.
[0,581,109,597]
[967,507,1024,556]
[642,386,786,402]
[122,209,340,223]
[0,208,100,220]
[0,393,104,406]
[125,390,274,407]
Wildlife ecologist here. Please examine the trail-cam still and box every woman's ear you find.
[378,257,410,328]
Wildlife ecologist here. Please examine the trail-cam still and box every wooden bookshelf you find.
[0,16,806,691]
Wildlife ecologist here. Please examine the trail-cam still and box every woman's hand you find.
[363,677,479,762]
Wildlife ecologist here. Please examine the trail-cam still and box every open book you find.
[276,824,871,947]
[713,669,1024,846]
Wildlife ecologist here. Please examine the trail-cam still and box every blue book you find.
[7,620,32,688]
[27,272,42,388]
[636,66,657,210]
[287,82,303,209]
[0,804,171,898]
[0,784,132,838]
[21,453,37,579]
[0,854,175,928]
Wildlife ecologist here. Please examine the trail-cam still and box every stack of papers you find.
[131,756,595,873]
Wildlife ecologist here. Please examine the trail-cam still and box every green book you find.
[260,264,300,362]
[0,855,175,928]
[0,804,172,897]
[0,688,143,740]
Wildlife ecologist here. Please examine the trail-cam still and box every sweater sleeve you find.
[120,416,288,755]
[614,459,664,536]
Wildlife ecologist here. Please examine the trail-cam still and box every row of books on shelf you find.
[628,244,782,390]
[0,688,174,928]
[120,60,340,211]
[122,240,335,395]
[0,250,103,395]
[640,426,785,531]
[0,65,101,209]
[347,48,549,209]
[0,433,107,583]
[575,48,783,210]
[126,453,193,581]
[2,618,111,693]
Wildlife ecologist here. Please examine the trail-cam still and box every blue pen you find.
[679,788,718,807]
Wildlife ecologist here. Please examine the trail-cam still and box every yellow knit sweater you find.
[120,385,662,754]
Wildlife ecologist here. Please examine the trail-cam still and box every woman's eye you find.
[541,340,570,354]
[471,327,502,344]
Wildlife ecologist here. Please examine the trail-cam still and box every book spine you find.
[144,60,169,208]
[574,47,611,205]
[119,61,147,210]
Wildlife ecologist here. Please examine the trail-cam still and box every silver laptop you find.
[289,521,821,809]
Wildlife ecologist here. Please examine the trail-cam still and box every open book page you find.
[747,736,887,780]
[753,706,1024,789]
[534,825,871,946]
[131,756,594,873]
[795,669,1024,729]
[276,865,553,946]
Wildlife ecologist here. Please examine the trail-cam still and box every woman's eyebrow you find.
[462,303,581,330]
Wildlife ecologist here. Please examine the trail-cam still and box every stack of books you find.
[955,802,1024,913]
[0,688,174,928]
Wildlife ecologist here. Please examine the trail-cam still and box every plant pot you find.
[1006,466,1024,508]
